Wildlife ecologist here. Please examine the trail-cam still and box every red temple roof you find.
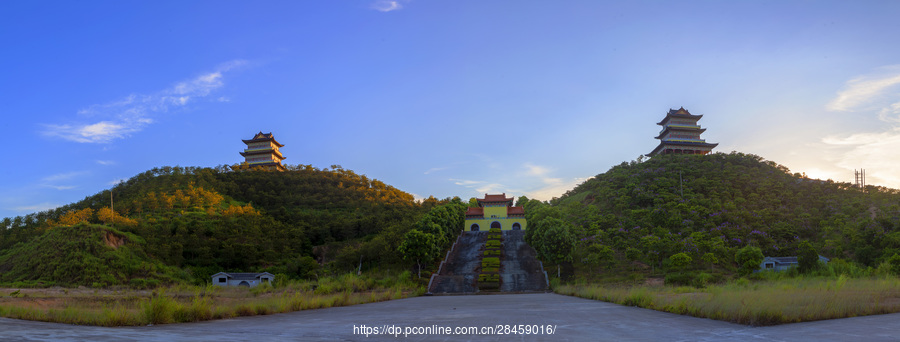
[465,207,484,216]
[507,206,525,215]
[478,193,513,203]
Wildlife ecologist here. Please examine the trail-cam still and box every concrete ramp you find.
[428,232,485,294]
[500,231,548,292]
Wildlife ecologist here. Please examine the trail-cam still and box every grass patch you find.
[557,275,900,326]
[0,272,422,326]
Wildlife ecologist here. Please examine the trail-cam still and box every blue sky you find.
[3,1,900,219]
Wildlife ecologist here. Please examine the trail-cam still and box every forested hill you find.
[0,164,453,287]
[539,152,900,268]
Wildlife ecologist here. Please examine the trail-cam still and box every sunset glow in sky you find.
[3,1,900,219]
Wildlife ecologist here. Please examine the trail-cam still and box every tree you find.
[797,240,819,273]
[669,252,692,272]
[398,229,439,278]
[888,254,900,276]
[702,252,718,271]
[584,243,615,273]
[625,247,642,271]
[534,218,576,278]
[735,246,764,275]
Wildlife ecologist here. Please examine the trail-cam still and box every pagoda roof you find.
[240,149,286,160]
[649,141,719,155]
[507,206,525,215]
[242,132,285,147]
[655,126,707,139]
[243,161,287,171]
[465,207,484,216]
[657,107,704,126]
[477,193,513,206]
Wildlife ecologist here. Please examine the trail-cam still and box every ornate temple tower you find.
[464,193,526,232]
[239,132,286,171]
[649,107,718,156]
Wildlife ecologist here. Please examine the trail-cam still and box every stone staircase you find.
[428,232,485,294]
[427,230,548,294]
[500,230,549,292]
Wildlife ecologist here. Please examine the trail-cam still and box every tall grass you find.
[0,272,422,326]
[558,275,900,325]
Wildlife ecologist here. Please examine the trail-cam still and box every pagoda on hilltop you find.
[649,107,718,156]
[464,193,526,232]
[239,132,286,171]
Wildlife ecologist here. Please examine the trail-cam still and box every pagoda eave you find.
[241,151,286,160]
[242,138,285,147]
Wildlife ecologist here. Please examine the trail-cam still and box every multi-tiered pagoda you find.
[464,193,526,232]
[649,107,718,156]
[239,132,286,171]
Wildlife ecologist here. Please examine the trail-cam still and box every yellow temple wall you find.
[464,217,527,231]
[483,206,508,218]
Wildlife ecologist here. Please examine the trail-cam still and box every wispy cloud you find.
[96,160,116,166]
[42,60,246,143]
[42,171,88,182]
[11,203,60,213]
[821,65,900,189]
[450,178,505,194]
[371,0,404,12]
[424,167,448,175]
[827,65,900,112]
[822,128,900,188]
[40,171,88,191]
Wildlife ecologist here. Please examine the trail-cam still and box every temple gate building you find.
[649,107,718,156]
[239,132,286,171]
[464,193,526,232]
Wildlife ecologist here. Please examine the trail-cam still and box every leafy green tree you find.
[735,245,764,275]
[625,247,642,271]
[798,240,819,273]
[701,252,718,271]
[398,229,439,278]
[669,252,692,272]
[888,254,900,276]
[533,218,576,278]
[584,243,615,273]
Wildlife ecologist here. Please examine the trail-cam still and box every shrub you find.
[142,292,177,324]
[486,240,501,249]
[482,257,500,268]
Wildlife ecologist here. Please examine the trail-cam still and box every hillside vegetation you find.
[0,164,461,287]
[522,152,900,283]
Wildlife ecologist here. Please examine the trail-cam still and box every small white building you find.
[211,272,275,287]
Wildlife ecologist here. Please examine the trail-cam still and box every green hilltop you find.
[3,152,900,288]
[522,152,900,282]
[0,164,466,287]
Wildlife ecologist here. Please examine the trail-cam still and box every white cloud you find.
[11,203,61,213]
[827,65,900,112]
[424,167,448,175]
[42,185,76,190]
[43,60,246,144]
[822,127,900,189]
[522,177,587,202]
[372,0,403,12]
[96,160,116,165]
[818,65,900,190]
[42,171,88,182]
